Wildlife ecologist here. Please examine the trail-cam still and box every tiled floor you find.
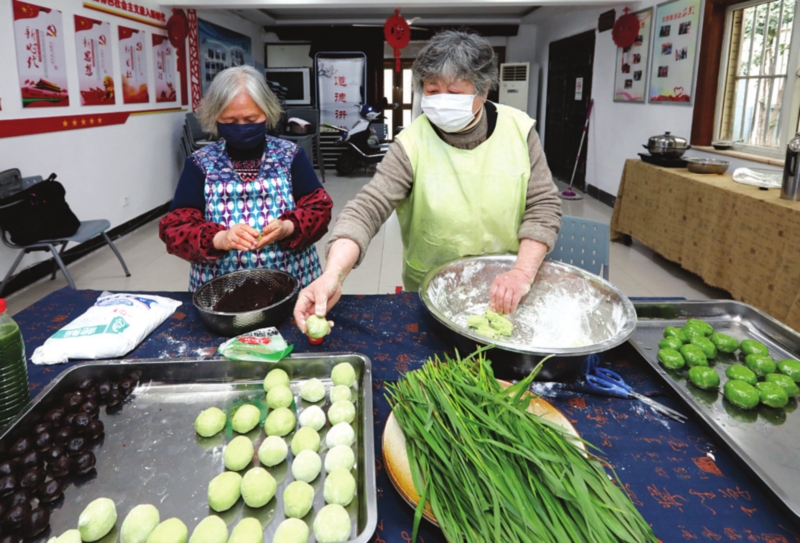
[4,172,729,316]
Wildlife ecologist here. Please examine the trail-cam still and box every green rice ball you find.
[266,385,294,409]
[331,363,356,387]
[313,504,351,543]
[291,450,322,483]
[324,469,356,506]
[241,467,277,508]
[264,407,296,437]
[298,405,326,431]
[263,368,290,392]
[328,401,355,425]
[325,445,355,473]
[300,378,326,403]
[329,385,352,403]
[257,435,288,467]
[231,404,261,434]
[194,407,226,437]
[291,427,320,455]
[283,481,314,519]
[224,435,255,471]
[188,516,227,543]
[272,518,308,543]
[326,422,355,448]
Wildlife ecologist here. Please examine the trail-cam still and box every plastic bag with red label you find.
[217,327,293,362]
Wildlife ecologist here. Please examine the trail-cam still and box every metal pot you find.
[643,131,691,158]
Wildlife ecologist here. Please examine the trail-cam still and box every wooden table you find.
[611,159,800,332]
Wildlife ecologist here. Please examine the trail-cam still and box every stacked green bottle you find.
[0,299,30,428]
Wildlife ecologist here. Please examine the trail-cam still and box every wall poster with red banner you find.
[74,15,115,106]
[118,26,149,104]
[152,34,176,103]
[12,0,69,108]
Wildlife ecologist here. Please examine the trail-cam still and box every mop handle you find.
[568,99,594,189]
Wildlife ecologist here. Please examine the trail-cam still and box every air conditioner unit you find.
[499,62,530,113]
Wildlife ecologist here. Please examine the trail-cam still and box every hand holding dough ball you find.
[300,379,326,403]
[324,469,356,506]
[291,427,320,455]
[231,404,261,434]
[78,498,117,542]
[264,368,290,392]
[325,445,355,473]
[329,385,351,403]
[224,435,255,471]
[194,407,226,437]
[331,363,356,387]
[188,517,228,543]
[283,481,314,519]
[298,405,326,431]
[326,422,355,448]
[313,504,351,543]
[266,385,294,409]
[145,518,188,543]
[291,450,322,483]
[327,401,355,425]
[241,467,277,508]
[306,315,330,339]
[208,471,243,512]
[228,518,262,543]
[264,407,296,437]
[272,518,309,543]
[120,504,159,543]
[257,435,288,467]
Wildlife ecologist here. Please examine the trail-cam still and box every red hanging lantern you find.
[384,9,411,72]
[167,9,189,106]
[612,8,639,49]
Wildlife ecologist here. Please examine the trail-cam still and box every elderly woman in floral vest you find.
[159,65,331,290]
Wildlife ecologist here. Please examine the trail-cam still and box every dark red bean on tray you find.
[119,378,136,396]
[72,412,92,433]
[45,446,65,464]
[47,456,71,479]
[33,431,52,452]
[0,475,17,497]
[64,412,78,426]
[96,381,111,397]
[19,450,39,471]
[22,506,50,538]
[105,390,122,407]
[86,420,104,441]
[66,437,87,456]
[65,392,84,412]
[8,438,31,458]
[80,400,99,418]
[37,478,64,503]
[33,423,51,435]
[6,490,28,508]
[77,378,95,391]
[43,408,65,427]
[84,388,98,402]
[54,426,73,445]
[0,461,18,477]
[72,451,96,475]
[19,468,44,491]
[2,503,30,531]
[0,534,23,543]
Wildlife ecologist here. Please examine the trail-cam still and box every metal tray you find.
[629,301,800,524]
[0,354,377,543]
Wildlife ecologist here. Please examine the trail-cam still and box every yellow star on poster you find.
[62,120,68,127]
[72,119,78,126]
[89,118,95,124]
[81,119,86,125]
[97,117,103,124]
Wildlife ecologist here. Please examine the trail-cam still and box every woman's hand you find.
[294,270,345,334]
[213,224,260,251]
[255,219,294,249]
[490,268,534,314]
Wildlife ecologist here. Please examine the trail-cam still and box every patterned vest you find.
[188,136,322,291]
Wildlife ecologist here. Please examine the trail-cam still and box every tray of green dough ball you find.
[629,300,800,525]
[0,354,377,543]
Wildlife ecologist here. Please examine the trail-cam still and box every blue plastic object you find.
[551,216,610,279]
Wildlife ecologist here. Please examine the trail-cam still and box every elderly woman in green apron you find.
[294,30,561,333]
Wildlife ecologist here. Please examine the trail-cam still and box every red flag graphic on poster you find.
[75,15,115,106]
[152,34,177,103]
[13,0,69,107]
[118,26,149,104]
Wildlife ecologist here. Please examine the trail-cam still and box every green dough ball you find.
[485,309,513,336]
[231,404,261,434]
[241,467,277,508]
[327,401,356,425]
[228,518,261,543]
[208,471,243,512]
[264,368,290,392]
[329,385,352,404]
[744,354,776,377]
[257,435,288,467]
[272,518,309,543]
[120,504,160,543]
[300,379,326,403]
[267,385,294,409]
[756,382,789,408]
[298,405,326,431]
[657,348,685,370]
[724,380,760,410]
[324,469,356,507]
[291,427,320,455]
[283,481,314,519]
[778,359,800,382]
[291,450,322,483]
[681,325,706,342]
[690,336,718,359]
[686,318,714,336]
[658,337,683,350]
[764,373,800,397]
[326,422,355,448]
[188,517,228,543]
[473,324,499,339]
[55,530,82,543]
[225,435,255,471]
[710,333,739,353]
[331,363,356,387]
[146,519,187,543]
[467,315,489,329]
[325,445,356,473]
[663,326,688,343]
[740,339,769,356]
[79,498,117,542]
[306,315,330,339]
[688,367,720,390]
[680,344,708,367]
[195,407,226,438]
[264,407,296,437]
[725,365,757,386]
[313,504,351,543]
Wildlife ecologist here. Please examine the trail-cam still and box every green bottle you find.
[0,299,30,429]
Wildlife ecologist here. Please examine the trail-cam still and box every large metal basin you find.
[419,256,637,381]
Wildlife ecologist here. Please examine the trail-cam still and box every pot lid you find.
[648,131,689,148]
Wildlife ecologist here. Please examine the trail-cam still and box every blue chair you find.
[0,175,130,295]
[550,216,610,280]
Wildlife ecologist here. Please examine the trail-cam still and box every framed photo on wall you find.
[648,0,702,104]
[614,8,653,102]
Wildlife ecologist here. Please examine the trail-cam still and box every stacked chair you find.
[180,113,214,161]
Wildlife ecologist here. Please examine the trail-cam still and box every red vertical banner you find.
[152,34,176,102]
[187,9,201,110]
[75,15,115,106]
[118,26,149,104]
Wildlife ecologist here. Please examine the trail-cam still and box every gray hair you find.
[197,65,282,135]
[412,30,498,96]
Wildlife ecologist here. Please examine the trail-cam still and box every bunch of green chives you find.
[386,349,657,543]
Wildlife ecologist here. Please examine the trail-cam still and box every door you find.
[544,30,595,190]
[383,60,414,141]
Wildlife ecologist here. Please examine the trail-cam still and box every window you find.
[715,0,800,155]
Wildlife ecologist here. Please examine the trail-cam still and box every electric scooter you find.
[324,103,390,175]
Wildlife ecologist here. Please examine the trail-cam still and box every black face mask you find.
[216,122,266,150]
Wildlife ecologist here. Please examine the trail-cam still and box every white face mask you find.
[421,93,477,133]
